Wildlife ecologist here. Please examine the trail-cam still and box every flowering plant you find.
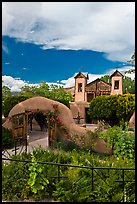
[46,104,69,138]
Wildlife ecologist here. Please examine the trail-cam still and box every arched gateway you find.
[3,96,112,154]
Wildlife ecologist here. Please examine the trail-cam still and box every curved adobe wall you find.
[2,96,112,154]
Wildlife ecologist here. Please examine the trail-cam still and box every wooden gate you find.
[48,122,57,147]
[11,112,28,154]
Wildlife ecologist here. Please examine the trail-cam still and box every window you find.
[78,83,82,92]
[114,80,119,89]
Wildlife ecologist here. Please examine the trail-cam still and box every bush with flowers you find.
[46,104,70,141]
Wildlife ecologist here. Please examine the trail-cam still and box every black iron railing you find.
[2,157,135,202]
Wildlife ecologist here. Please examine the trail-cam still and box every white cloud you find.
[5,62,10,65]
[2,75,28,92]
[2,44,9,54]
[2,2,135,62]
[2,75,63,92]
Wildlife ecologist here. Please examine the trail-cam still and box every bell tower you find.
[74,72,88,102]
[110,70,123,95]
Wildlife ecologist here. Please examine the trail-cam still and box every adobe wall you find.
[111,76,123,95]
[75,78,86,101]
[128,111,135,128]
[70,101,89,124]
[2,96,112,154]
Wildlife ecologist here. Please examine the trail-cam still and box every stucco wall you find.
[75,78,87,101]
[111,76,123,95]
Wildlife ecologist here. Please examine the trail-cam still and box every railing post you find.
[25,138,27,153]
[58,165,60,182]
[15,140,17,155]
[122,169,125,202]
[92,167,94,191]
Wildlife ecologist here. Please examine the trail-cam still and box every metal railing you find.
[2,157,135,202]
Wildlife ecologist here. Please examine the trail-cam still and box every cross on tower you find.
[74,111,84,124]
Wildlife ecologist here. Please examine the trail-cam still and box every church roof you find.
[74,72,89,79]
[110,70,124,78]
[86,78,111,87]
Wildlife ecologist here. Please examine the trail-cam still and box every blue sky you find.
[2,2,135,91]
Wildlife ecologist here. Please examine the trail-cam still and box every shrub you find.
[71,130,99,151]
[2,127,13,149]
[97,125,135,159]
[53,140,80,152]
[3,95,29,117]
[2,146,135,202]
[89,94,135,126]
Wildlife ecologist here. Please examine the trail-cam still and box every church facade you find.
[68,70,123,124]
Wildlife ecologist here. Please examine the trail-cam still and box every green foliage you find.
[3,95,29,117]
[2,154,31,201]
[20,82,73,107]
[2,127,13,149]
[53,140,80,152]
[100,75,110,83]
[116,94,135,122]
[97,125,135,159]
[2,147,135,202]
[71,130,98,150]
[123,76,135,94]
[47,85,74,107]
[2,86,11,107]
[46,104,69,137]
[89,94,135,126]
[27,155,49,198]
[2,82,73,118]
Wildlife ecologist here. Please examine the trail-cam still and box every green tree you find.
[88,94,135,127]
[2,82,74,118]
[2,86,11,107]
[3,95,29,117]
[47,85,74,107]
[2,85,11,97]
[20,82,73,107]
[34,81,50,97]
[100,75,110,83]
[20,85,38,97]
[123,76,135,94]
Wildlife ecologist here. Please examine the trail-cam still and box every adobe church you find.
[67,70,123,124]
